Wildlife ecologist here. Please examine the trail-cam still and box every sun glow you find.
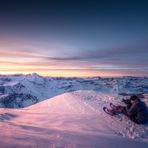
[0,67,129,77]
[0,44,147,77]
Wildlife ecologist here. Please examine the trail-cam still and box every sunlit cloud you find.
[0,36,148,77]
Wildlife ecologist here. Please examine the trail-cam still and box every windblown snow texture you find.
[0,74,148,147]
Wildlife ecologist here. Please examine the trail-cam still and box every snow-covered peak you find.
[0,74,148,108]
[0,90,147,147]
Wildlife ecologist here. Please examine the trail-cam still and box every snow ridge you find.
[0,90,148,147]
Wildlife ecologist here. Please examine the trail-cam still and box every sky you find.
[0,0,148,77]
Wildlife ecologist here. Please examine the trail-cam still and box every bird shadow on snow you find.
[0,113,18,122]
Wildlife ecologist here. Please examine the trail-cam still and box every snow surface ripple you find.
[0,90,148,147]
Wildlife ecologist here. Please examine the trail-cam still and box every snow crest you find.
[0,90,148,147]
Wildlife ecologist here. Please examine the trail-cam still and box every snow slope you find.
[0,90,148,148]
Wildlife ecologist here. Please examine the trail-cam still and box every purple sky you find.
[0,0,148,77]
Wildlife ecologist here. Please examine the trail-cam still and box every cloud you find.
[88,42,147,65]
[0,39,148,76]
[41,40,148,74]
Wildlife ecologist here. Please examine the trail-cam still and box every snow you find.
[0,74,148,109]
[0,74,148,147]
[3,81,18,86]
[0,90,148,147]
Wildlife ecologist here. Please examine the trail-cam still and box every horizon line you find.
[0,72,147,78]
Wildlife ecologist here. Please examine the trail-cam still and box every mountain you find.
[0,74,148,108]
[0,74,148,147]
[0,90,147,147]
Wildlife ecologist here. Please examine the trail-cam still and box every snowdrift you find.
[0,90,148,147]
